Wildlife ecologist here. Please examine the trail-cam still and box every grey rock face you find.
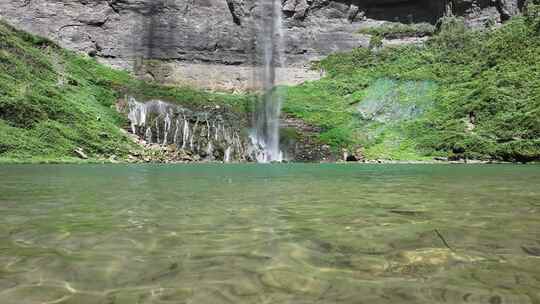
[451,0,524,25]
[0,0,524,88]
[124,96,326,162]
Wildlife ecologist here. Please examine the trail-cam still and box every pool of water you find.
[0,164,539,303]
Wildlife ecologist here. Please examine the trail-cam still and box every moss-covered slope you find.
[284,5,540,162]
[0,21,251,163]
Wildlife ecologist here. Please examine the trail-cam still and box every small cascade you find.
[251,0,286,163]
[224,146,232,163]
[127,97,250,162]
[206,141,214,161]
[144,128,152,142]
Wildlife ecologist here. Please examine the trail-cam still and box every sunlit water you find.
[0,164,539,303]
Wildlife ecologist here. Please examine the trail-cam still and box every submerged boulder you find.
[387,248,484,275]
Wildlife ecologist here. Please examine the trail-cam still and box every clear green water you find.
[0,164,539,304]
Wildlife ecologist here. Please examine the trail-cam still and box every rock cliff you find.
[0,0,524,90]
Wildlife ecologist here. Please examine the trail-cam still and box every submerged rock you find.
[521,246,540,256]
[387,248,484,275]
[260,269,330,296]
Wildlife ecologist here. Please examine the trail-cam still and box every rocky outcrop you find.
[119,97,337,162]
[0,0,524,90]
[451,0,525,25]
[122,97,253,162]
[279,115,336,162]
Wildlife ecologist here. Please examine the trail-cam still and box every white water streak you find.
[251,0,285,163]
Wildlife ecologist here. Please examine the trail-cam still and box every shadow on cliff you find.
[130,0,181,80]
[347,0,446,24]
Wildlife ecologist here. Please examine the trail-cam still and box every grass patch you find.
[357,22,436,39]
[0,20,252,162]
[284,6,540,162]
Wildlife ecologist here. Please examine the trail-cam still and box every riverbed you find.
[0,164,539,303]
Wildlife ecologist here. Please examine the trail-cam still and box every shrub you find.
[369,35,383,50]
[358,22,436,39]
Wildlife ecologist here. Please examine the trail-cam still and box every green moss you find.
[363,128,433,161]
[0,20,252,162]
[285,9,540,161]
[118,81,254,113]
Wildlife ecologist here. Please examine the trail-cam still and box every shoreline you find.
[0,157,536,165]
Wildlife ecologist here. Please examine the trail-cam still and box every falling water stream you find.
[251,0,285,163]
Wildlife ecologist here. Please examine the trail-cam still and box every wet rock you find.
[434,156,449,161]
[73,147,88,159]
[129,150,142,157]
[279,115,336,162]
[125,97,251,163]
[346,155,358,162]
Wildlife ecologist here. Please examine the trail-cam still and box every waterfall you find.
[224,146,232,163]
[251,0,285,163]
[126,97,249,162]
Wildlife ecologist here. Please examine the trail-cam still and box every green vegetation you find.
[369,35,383,50]
[2,3,540,163]
[115,76,253,113]
[357,22,436,39]
[284,5,540,161]
[0,21,250,162]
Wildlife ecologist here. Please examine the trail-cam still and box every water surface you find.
[0,164,539,303]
